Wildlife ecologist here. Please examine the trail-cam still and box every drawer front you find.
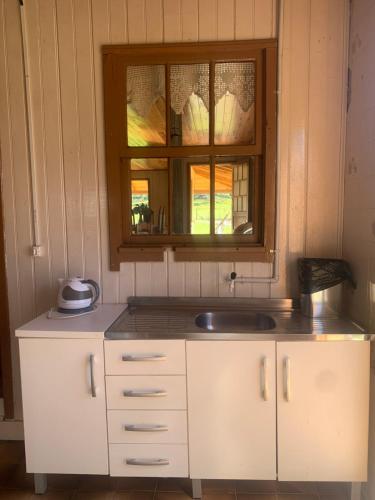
[105,340,186,375]
[107,410,188,444]
[106,376,187,410]
[109,443,188,477]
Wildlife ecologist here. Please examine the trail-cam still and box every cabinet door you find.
[187,341,276,479]
[277,341,370,481]
[19,338,108,474]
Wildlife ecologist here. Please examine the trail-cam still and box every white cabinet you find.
[104,339,189,477]
[187,341,276,479]
[19,338,108,475]
[18,330,370,486]
[277,341,370,481]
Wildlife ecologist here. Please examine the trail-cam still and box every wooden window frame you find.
[103,40,277,270]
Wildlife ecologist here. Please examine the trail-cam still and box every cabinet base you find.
[351,482,361,500]
[192,479,202,499]
[34,474,47,494]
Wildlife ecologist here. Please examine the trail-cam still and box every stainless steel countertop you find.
[105,297,371,341]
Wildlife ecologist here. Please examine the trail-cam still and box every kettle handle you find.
[81,279,100,305]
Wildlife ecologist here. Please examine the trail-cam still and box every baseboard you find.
[0,420,24,440]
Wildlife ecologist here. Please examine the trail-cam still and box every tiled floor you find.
[0,442,351,500]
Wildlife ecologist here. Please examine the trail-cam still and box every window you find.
[103,40,277,270]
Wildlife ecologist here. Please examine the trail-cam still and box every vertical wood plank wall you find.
[0,0,348,418]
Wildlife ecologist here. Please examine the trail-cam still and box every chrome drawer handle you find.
[89,354,96,398]
[126,458,170,466]
[123,389,167,397]
[122,354,167,362]
[124,424,168,432]
[284,357,291,402]
[260,356,269,401]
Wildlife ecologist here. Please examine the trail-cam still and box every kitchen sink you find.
[195,311,276,332]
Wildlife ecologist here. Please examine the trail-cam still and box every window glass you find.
[171,158,210,235]
[214,61,256,145]
[215,158,254,235]
[130,158,168,234]
[127,65,166,146]
[170,64,209,146]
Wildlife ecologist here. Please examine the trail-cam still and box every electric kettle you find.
[57,277,100,314]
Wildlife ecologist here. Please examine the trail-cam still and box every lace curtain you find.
[127,61,255,118]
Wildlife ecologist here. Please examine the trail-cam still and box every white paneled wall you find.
[343,2,375,497]
[0,0,348,418]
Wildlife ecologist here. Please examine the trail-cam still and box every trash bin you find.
[298,258,356,318]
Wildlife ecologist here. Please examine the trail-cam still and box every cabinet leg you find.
[192,479,202,499]
[34,474,47,494]
[350,482,361,500]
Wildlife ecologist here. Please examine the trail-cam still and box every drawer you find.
[106,376,187,410]
[109,443,188,477]
[104,340,186,375]
[107,410,187,444]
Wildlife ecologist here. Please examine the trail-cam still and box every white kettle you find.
[57,277,100,314]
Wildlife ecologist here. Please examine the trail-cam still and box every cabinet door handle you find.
[122,354,167,362]
[126,458,170,466]
[260,356,269,401]
[124,424,168,432]
[283,357,291,402]
[89,354,96,398]
[123,389,167,397]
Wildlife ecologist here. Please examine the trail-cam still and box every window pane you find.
[215,158,254,235]
[130,159,168,234]
[170,64,209,146]
[214,61,256,145]
[127,65,166,146]
[172,158,210,235]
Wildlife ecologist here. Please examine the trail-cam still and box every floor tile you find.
[202,480,235,493]
[0,490,32,499]
[202,493,235,500]
[277,495,319,500]
[319,495,349,500]
[236,480,277,494]
[316,482,350,498]
[157,478,191,493]
[48,474,80,491]
[114,493,154,500]
[77,475,118,492]
[3,463,34,490]
[73,493,116,500]
[276,482,318,494]
[0,462,18,486]
[0,442,25,466]
[156,492,192,500]
[116,477,157,491]
[237,495,276,500]
[29,492,74,500]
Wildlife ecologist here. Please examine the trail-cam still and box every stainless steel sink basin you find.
[195,311,276,332]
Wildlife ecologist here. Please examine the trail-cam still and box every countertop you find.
[106,297,370,341]
[15,298,370,342]
[15,304,126,339]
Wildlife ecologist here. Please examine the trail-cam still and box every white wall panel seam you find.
[336,0,350,258]
[303,0,312,258]
[70,0,86,277]
[87,0,104,280]
[54,0,70,275]
[34,0,53,291]
[50,0,68,282]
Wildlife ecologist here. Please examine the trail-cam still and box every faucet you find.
[229,271,237,292]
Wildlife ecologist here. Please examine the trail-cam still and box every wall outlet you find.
[32,245,43,257]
